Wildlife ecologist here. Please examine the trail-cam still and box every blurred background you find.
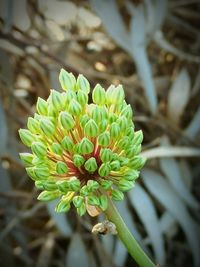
[0,0,200,267]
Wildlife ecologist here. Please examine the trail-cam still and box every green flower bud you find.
[106,85,115,105]
[99,195,108,211]
[73,154,85,167]
[120,104,133,119]
[119,157,129,167]
[43,180,58,191]
[59,111,75,131]
[26,167,37,180]
[87,180,99,191]
[99,120,108,133]
[112,189,124,201]
[32,156,45,166]
[51,143,63,155]
[100,179,113,190]
[69,99,82,116]
[80,185,89,196]
[77,90,88,107]
[40,118,55,137]
[117,136,130,150]
[37,190,61,201]
[19,153,34,166]
[73,143,81,154]
[47,103,58,118]
[128,156,146,170]
[73,195,84,208]
[59,68,76,91]
[56,180,70,192]
[56,199,71,213]
[79,138,94,154]
[84,119,98,138]
[34,166,50,179]
[84,157,97,173]
[56,161,68,174]
[124,170,139,181]
[50,89,63,110]
[98,132,110,147]
[110,160,121,171]
[126,126,135,139]
[87,195,100,206]
[64,90,77,104]
[27,117,40,134]
[92,84,106,105]
[117,116,128,132]
[61,136,74,152]
[108,113,118,124]
[110,122,120,139]
[77,202,86,216]
[112,84,125,104]
[36,97,48,115]
[76,74,90,94]
[118,179,134,192]
[98,163,111,177]
[80,114,90,128]
[100,148,113,163]
[133,130,143,146]
[35,181,44,190]
[68,177,80,191]
[31,142,47,158]
[125,145,139,158]
[19,129,35,147]
[91,106,103,122]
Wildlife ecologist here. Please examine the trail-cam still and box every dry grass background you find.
[0,1,200,267]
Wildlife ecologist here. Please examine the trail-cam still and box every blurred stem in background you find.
[105,197,156,267]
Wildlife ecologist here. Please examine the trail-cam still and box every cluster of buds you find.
[19,69,146,216]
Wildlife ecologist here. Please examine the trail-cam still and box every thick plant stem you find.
[104,197,156,267]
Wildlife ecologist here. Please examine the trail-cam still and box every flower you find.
[19,68,146,216]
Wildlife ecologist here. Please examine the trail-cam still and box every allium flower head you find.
[19,69,146,216]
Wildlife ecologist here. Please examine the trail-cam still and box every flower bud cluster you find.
[19,69,146,216]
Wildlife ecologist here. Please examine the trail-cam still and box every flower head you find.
[19,69,146,216]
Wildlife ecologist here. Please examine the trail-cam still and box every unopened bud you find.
[19,153,34,166]
[112,189,124,201]
[34,166,50,179]
[117,116,128,132]
[77,90,88,107]
[27,117,40,134]
[120,104,133,119]
[84,157,97,173]
[133,130,143,146]
[84,119,98,138]
[79,138,94,154]
[59,111,75,131]
[100,148,113,163]
[92,84,106,105]
[37,190,61,201]
[128,156,146,170]
[69,99,82,116]
[77,202,86,216]
[118,179,134,192]
[19,129,35,147]
[51,142,63,155]
[99,195,108,211]
[50,89,63,110]
[87,180,99,191]
[59,68,76,91]
[56,199,71,213]
[40,118,55,137]
[98,132,110,147]
[61,136,74,152]
[110,160,121,171]
[112,84,125,104]
[56,161,68,174]
[73,154,85,167]
[87,195,100,206]
[68,177,81,191]
[36,97,48,115]
[98,163,111,177]
[31,142,47,158]
[76,74,90,94]
[110,122,120,139]
[100,179,112,190]
[73,195,84,208]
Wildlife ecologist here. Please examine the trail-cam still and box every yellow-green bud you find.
[108,113,118,124]
[99,119,108,133]
[124,170,139,181]
[77,202,86,216]
[98,163,111,177]
[99,195,108,211]
[92,84,106,105]
[84,119,98,138]
[61,136,74,152]
[87,195,100,206]
[31,142,47,158]
[34,166,50,179]
[112,189,124,201]
[36,97,48,115]
[26,167,37,180]
[79,138,94,154]
[51,142,63,155]
[77,90,88,107]
[59,68,76,91]
[69,99,82,116]
[76,74,90,94]
[56,161,68,174]
[119,157,129,167]
[40,118,55,137]
[106,85,115,105]
[80,185,89,196]
[125,146,139,158]
[47,103,58,118]
[64,90,77,104]
[128,156,146,170]
[87,180,99,191]
[56,180,70,192]
[27,117,40,134]
[133,130,143,145]
[68,177,80,191]
[84,157,97,173]
[110,122,120,139]
[117,116,128,132]
[98,131,110,147]
[120,104,133,119]
[50,89,63,110]
[43,181,57,191]
[19,153,34,166]
[59,111,75,131]
[73,196,84,208]
[126,126,135,139]
[117,136,130,150]
[38,190,61,201]
[112,84,125,104]
[110,160,121,171]
[118,179,134,192]
[56,199,71,213]
[73,154,85,167]
[100,148,113,163]
[35,181,44,190]
[80,114,90,128]
[19,129,35,147]
[91,106,103,122]
[100,179,112,190]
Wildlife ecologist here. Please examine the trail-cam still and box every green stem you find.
[104,197,156,267]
